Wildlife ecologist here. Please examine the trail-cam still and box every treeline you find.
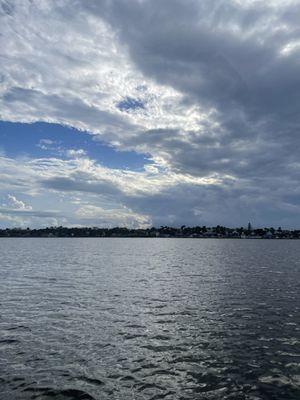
[0,225,299,238]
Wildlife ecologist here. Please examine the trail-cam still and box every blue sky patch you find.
[116,97,145,112]
[0,121,150,170]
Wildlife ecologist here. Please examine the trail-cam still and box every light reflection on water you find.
[0,238,299,399]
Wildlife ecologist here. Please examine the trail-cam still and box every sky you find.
[0,0,300,229]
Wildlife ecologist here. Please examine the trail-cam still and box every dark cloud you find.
[0,0,14,16]
[41,174,122,197]
[80,0,300,180]
[0,207,61,218]
[123,179,300,228]
[1,0,300,227]
[3,87,133,135]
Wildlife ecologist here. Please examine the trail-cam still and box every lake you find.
[0,238,299,399]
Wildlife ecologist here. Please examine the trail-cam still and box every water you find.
[0,238,299,400]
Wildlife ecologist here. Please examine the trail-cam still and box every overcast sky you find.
[0,0,300,228]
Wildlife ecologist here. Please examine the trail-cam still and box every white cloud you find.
[75,205,150,228]
[36,139,56,150]
[66,149,87,158]
[0,152,299,228]
[1,1,300,227]
[0,0,201,143]
[6,194,32,210]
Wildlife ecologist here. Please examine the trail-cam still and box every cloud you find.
[0,0,300,227]
[87,0,300,174]
[0,207,60,218]
[65,149,87,158]
[0,152,299,228]
[37,139,56,150]
[6,194,32,210]
[37,139,87,159]
[0,193,62,227]
[75,205,150,228]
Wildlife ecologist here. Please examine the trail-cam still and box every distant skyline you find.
[0,0,300,228]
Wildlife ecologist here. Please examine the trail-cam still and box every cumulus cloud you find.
[6,194,32,210]
[0,0,300,227]
[75,205,150,228]
[37,139,56,150]
[0,153,299,228]
[90,0,300,176]
[0,193,62,227]
[66,149,86,158]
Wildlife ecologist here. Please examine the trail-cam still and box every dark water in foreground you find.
[0,238,299,400]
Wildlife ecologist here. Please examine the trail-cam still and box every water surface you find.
[0,238,299,399]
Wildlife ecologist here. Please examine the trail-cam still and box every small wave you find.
[259,374,295,387]
[140,362,157,369]
[76,376,104,387]
[22,387,96,399]
[149,390,175,399]
[124,333,148,340]
[151,334,171,341]
[0,339,19,344]
[154,319,174,324]
[134,382,165,392]
[0,338,19,348]
[142,344,187,352]
[5,325,30,331]
[125,324,146,328]
[120,375,136,381]
[147,369,179,377]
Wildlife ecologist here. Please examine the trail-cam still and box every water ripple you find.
[0,238,299,399]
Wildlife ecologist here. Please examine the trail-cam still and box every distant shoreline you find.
[1,226,299,239]
[1,236,299,239]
